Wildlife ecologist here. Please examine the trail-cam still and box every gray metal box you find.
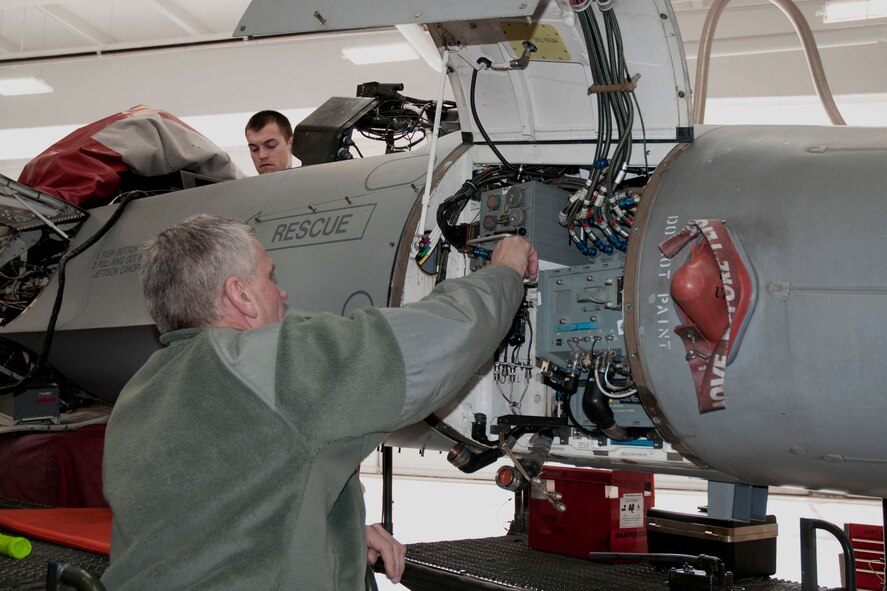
[537,258,625,368]
[0,387,60,424]
[478,181,589,267]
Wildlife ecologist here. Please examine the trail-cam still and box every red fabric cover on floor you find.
[0,507,111,555]
[0,425,108,508]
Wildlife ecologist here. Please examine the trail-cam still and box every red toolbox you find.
[528,466,654,559]
[843,522,884,590]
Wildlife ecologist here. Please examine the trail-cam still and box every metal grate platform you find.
[1,499,814,591]
[403,535,810,591]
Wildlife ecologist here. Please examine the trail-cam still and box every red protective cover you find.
[670,240,729,343]
[0,425,107,508]
[0,508,111,556]
[660,220,755,412]
[17,105,229,209]
[17,128,129,207]
[18,110,142,207]
[669,229,754,354]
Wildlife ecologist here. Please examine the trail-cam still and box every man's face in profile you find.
[246,122,293,174]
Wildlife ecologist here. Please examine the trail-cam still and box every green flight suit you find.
[102,265,524,590]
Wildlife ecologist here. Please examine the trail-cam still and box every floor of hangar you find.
[360,474,884,591]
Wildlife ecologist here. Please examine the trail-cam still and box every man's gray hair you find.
[140,214,258,333]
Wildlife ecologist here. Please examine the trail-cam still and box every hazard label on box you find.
[620,493,645,528]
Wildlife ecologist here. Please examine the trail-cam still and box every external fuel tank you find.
[624,124,887,497]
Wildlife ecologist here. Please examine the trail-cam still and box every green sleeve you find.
[379,264,524,427]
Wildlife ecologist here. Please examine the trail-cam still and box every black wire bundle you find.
[435,165,568,252]
[550,6,650,255]
[436,180,479,250]
[355,96,457,154]
[580,8,635,194]
[470,59,516,171]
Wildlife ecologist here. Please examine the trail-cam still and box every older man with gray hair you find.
[102,214,537,590]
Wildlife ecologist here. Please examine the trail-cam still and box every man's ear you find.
[223,276,258,320]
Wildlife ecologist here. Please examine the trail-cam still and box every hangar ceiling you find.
[0,0,881,67]
[0,0,883,176]
[0,0,252,58]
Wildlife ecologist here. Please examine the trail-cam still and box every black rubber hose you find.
[581,374,628,441]
[470,60,516,170]
[48,562,107,591]
[471,413,497,446]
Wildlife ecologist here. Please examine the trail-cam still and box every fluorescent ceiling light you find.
[823,0,887,22]
[0,77,53,96]
[395,24,442,72]
[342,43,419,65]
